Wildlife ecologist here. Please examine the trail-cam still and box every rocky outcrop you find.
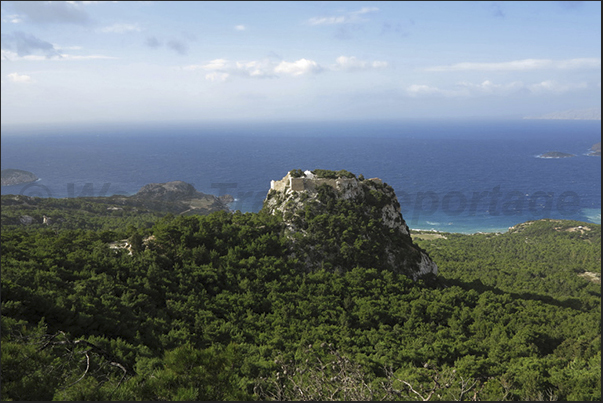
[538,151,576,159]
[1,169,38,186]
[131,180,232,215]
[134,181,198,201]
[588,142,601,156]
[263,170,437,280]
[19,215,35,225]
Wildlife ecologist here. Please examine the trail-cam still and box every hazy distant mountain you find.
[524,107,601,120]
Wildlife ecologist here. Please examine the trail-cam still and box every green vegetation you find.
[1,191,600,400]
[270,182,424,276]
[311,169,356,179]
[1,195,167,233]
[285,168,357,179]
[289,169,304,178]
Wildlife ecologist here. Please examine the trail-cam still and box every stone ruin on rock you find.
[264,169,438,280]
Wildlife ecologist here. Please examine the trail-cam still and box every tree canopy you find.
[1,193,600,401]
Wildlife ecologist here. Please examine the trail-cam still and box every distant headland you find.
[1,169,38,186]
[538,151,576,159]
[588,142,601,156]
[524,107,601,120]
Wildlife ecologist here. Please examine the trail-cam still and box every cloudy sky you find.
[1,1,601,126]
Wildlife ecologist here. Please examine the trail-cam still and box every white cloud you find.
[1,49,33,61]
[308,7,379,25]
[406,84,458,97]
[205,72,229,82]
[353,7,380,15]
[6,72,32,83]
[425,58,601,72]
[56,45,83,51]
[332,56,388,71]
[99,23,142,33]
[58,54,118,60]
[186,57,321,79]
[202,59,229,70]
[2,14,23,23]
[308,16,347,25]
[334,56,365,70]
[235,60,274,78]
[184,55,390,81]
[1,49,116,61]
[371,61,388,68]
[234,25,246,31]
[274,58,322,76]
[528,80,588,93]
[2,49,28,61]
[556,58,601,69]
[184,58,275,79]
[457,80,524,94]
[183,59,229,71]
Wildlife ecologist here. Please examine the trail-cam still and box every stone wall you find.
[270,178,288,192]
[270,173,361,194]
[290,177,306,191]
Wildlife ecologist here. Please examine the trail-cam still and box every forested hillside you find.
[1,189,600,401]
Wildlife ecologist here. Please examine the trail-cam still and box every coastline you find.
[409,207,601,234]
[410,227,507,235]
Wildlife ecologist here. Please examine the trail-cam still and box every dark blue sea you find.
[2,119,600,233]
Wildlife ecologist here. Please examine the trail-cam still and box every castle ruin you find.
[270,170,382,193]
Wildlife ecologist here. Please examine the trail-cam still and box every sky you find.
[1,1,601,126]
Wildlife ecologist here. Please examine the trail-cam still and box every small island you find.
[538,151,576,159]
[587,142,601,156]
[1,169,39,186]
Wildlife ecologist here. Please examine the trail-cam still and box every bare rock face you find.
[263,170,437,280]
[19,215,35,225]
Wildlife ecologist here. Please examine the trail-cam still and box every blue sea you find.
[1,119,600,234]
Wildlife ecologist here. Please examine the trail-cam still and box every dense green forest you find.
[1,191,600,401]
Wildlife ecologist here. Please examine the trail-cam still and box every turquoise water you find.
[581,208,602,225]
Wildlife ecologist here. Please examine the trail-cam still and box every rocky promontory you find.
[538,151,576,159]
[263,169,438,280]
[1,169,38,186]
[588,142,601,156]
[1,180,233,228]
[130,180,233,215]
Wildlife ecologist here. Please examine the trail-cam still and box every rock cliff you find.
[263,170,437,280]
